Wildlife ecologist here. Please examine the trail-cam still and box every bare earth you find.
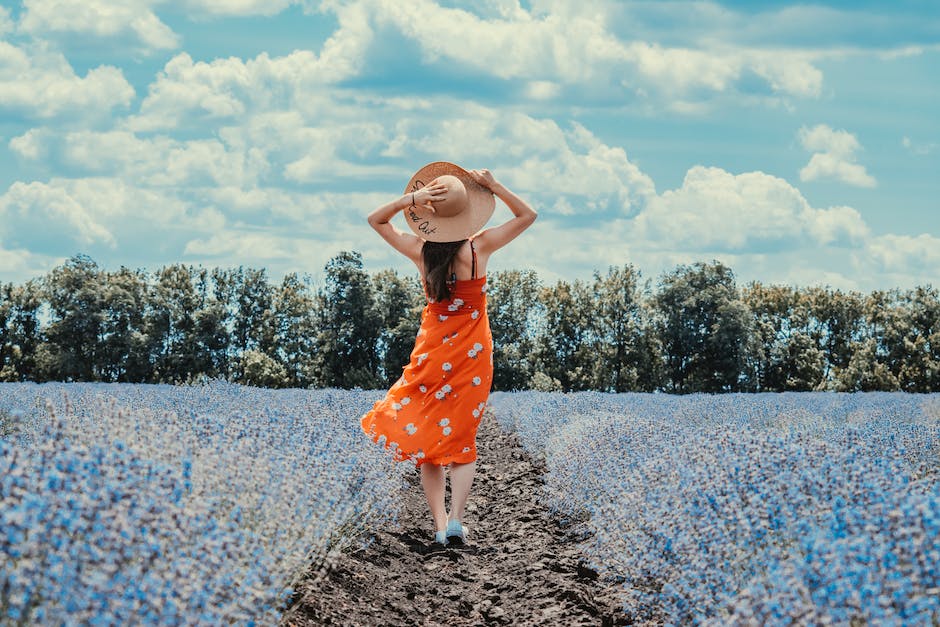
[281,411,635,626]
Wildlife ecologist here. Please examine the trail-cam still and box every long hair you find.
[422,239,467,302]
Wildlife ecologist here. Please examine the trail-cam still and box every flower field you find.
[3,384,939,625]
[0,382,407,625]
[491,391,940,625]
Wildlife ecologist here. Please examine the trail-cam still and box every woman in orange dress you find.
[361,162,536,547]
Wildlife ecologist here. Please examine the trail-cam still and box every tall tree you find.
[372,269,424,387]
[487,269,541,391]
[38,255,105,381]
[313,251,382,388]
[654,261,752,393]
[99,267,151,382]
[804,286,866,388]
[271,272,317,388]
[532,278,594,391]
[592,265,660,392]
[148,264,201,383]
[742,282,825,391]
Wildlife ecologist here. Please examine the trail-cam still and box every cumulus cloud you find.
[866,233,940,274]
[364,0,824,102]
[0,42,135,119]
[799,124,877,188]
[0,178,225,256]
[18,0,179,51]
[633,166,869,252]
[0,242,59,283]
[126,47,364,131]
[0,179,119,250]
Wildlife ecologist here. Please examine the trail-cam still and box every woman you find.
[361,162,536,547]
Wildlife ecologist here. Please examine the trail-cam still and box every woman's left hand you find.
[469,168,498,192]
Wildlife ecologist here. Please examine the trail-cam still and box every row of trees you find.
[2,253,938,392]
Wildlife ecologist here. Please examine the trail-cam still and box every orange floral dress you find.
[361,242,493,467]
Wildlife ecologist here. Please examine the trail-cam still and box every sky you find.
[0,0,938,292]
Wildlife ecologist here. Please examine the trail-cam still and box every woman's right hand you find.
[412,182,447,213]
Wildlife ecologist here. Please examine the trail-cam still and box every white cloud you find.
[358,0,824,102]
[799,124,876,188]
[18,0,179,51]
[0,242,60,283]
[0,6,13,34]
[9,128,50,160]
[902,136,937,156]
[634,166,869,252]
[0,42,134,118]
[0,180,119,248]
[126,46,364,131]
[866,233,940,274]
[0,178,226,256]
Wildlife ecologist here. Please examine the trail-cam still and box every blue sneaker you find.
[433,529,449,546]
[445,519,467,545]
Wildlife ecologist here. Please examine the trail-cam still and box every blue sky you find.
[1,0,938,291]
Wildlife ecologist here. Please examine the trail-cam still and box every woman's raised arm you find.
[367,182,446,263]
[468,169,537,254]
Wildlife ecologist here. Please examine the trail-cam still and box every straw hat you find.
[403,162,495,242]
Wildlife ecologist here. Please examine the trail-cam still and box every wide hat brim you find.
[403,162,495,242]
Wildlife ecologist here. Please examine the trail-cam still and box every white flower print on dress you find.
[442,384,452,393]
[447,298,464,312]
[442,362,452,372]
[462,446,471,453]
[467,348,478,358]
[404,423,417,435]
[437,314,448,322]
[435,390,446,400]
[417,352,429,366]
[472,376,481,386]
[442,427,452,436]
[401,396,411,406]
[438,418,450,426]
[415,450,425,459]
[472,408,480,418]
[473,342,483,352]
[392,402,402,411]
[419,384,427,393]
[471,309,479,319]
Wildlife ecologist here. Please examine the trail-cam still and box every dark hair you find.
[422,239,467,302]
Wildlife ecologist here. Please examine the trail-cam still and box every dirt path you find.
[281,411,633,626]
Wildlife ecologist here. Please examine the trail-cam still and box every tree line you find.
[1,253,938,392]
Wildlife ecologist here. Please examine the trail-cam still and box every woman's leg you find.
[447,460,476,522]
[420,462,448,531]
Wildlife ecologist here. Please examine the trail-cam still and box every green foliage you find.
[654,261,752,393]
[487,269,541,391]
[1,252,939,392]
[312,251,383,389]
[237,349,290,388]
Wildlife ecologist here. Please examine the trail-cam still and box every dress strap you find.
[470,239,477,280]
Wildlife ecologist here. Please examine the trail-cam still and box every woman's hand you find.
[413,182,447,213]
[469,168,498,192]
